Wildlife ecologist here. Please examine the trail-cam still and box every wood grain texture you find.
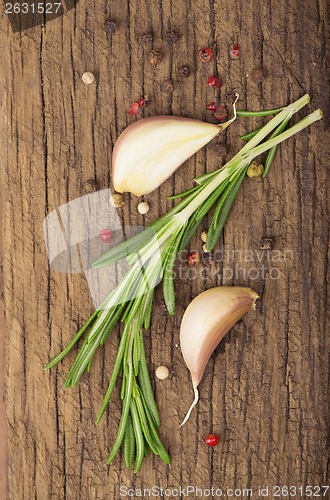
[1,0,329,498]
[0,194,6,499]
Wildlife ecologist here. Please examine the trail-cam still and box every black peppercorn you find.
[139,95,150,108]
[164,29,179,44]
[84,179,98,194]
[161,80,174,93]
[104,19,117,36]
[260,238,273,250]
[140,32,153,45]
[149,50,162,65]
[178,65,191,78]
[204,254,216,267]
[214,104,228,122]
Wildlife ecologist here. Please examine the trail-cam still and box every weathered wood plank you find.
[0,194,6,500]
[1,0,329,498]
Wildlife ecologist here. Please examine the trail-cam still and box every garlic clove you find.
[180,286,259,426]
[112,106,237,197]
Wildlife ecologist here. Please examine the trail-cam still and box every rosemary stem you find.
[180,159,243,220]
[245,109,323,161]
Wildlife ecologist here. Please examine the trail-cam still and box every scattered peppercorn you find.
[164,29,179,44]
[84,179,98,194]
[201,231,207,242]
[100,229,113,243]
[149,50,162,65]
[139,95,150,108]
[156,366,169,380]
[260,238,273,250]
[206,102,217,112]
[198,47,213,63]
[252,67,266,83]
[247,160,264,178]
[178,65,191,78]
[82,72,95,85]
[188,251,201,266]
[110,193,124,208]
[161,80,174,93]
[140,32,153,45]
[204,254,215,267]
[230,43,240,58]
[127,102,140,116]
[104,19,117,36]
[137,201,150,214]
[214,104,228,122]
[205,434,219,447]
[207,75,222,88]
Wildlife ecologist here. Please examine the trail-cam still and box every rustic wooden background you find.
[1,0,329,498]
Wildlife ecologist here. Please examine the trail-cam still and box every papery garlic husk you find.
[113,112,237,197]
[180,286,259,426]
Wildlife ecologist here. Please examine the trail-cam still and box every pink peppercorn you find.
[100,229,113,243]
[127,102,140,116]
[207,75,222,88]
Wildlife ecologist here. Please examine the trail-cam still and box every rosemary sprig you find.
[45,94,322,471]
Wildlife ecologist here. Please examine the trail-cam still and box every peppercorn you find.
[104,19,117,36]
[247,160,264,178]
[178,65,191,78]
[230,43,240,59]
[260,238,273,250]
[149,50,162,65]
[201,231,207,243]
[137,202,150,214]
[161,80,174,93]
[205,434,219,446]
[140,32,153,45]
[204,254,215,267]
[206,102,216,112]
[207,75,222,88]
[155,366,169,380]
[84,179,98,194]
[100,229,113,243]
[188,251,201,266]
[214,104,228,122]
[110,193,124,207]
[139,95,150,108]
[164,29,179,44]
[127,102,140,116]
[82,72,95,85]
[198,47,213,63]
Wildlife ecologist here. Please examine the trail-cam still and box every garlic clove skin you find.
[112,116,231,197]
[180,286,259,426]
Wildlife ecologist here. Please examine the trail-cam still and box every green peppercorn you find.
[247,160,264,178]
